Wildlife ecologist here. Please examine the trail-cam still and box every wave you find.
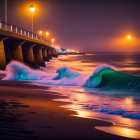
[3,61,140,92]
[3,61,87,86]
[84,65,140,92]
[2,61,140,120]
[53,66,80,80]
[84,105,140,119]
[3,61,55,81]
[84,65,115,88]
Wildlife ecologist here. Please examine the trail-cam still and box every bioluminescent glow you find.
[3,61,140,94]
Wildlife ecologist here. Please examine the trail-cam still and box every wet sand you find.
[0,75,138,140]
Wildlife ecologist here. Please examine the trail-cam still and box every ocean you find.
[2,52,140,138]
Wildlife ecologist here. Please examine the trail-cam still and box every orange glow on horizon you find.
[107,34,140,52]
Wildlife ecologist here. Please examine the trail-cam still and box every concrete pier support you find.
[51,48,57,57]
[4,44,13,63]
[22,43,36,67]
[42,47,49,61]
[12,44,23,62]
[47,48,52,60]
[33,45,45,66]
[0,40,6,69]
[4,39,23,63]
[22,46,34,63]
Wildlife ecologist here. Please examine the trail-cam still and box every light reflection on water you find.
[50,85,140,139]
[95,126,140,139]
[44,54,140,76]
[43,55,99,75]
[43,54,140,138]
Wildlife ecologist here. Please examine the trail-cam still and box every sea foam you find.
[2,61,140,120]
[3,61,88,86]
[3,61,55,81]
[53,66,80,80]
[3,61,140,92]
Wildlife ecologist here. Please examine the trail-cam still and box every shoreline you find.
[0,77,138,140]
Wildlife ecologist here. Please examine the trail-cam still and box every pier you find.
[0,21,57,69]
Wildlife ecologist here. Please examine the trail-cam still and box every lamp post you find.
[46,32,50,43]
[29,5,35,36]
[5,0,7,30]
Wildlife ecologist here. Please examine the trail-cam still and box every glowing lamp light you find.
[29,5,35,15]
[46,32,50,36]
[39,31,43,35]
[51,38,55,43]
[127,35,131,40]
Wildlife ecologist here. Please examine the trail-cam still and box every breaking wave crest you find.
[85,65,140,92]
[53,66,80,80]
[3,61,140,92]
[3,61,55,81]
[84,65,115,88]
[3,61,87,86]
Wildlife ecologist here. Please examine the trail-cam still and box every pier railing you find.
[0,21,51,44]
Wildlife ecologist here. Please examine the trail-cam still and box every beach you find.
[0,73,138,140]
[0,0,140,139]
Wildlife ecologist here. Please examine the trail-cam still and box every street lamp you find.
[46,32,50,43]
[39,31,43,35]
[39,31,43,40]
[29,5,35,36]
[51,38,55,45]
[127,35,131,40]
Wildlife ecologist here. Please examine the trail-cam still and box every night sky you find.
[0,0,140,52]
